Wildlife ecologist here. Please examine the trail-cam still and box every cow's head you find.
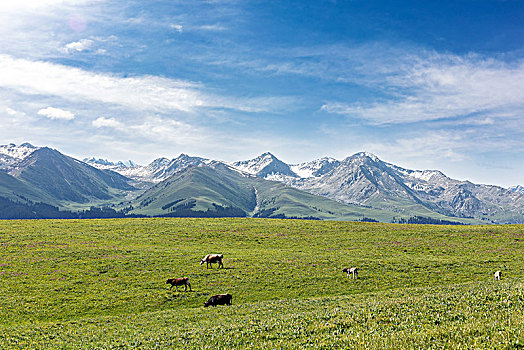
[200,259,205,265]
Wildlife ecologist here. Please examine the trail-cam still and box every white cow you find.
[494,270,501,280]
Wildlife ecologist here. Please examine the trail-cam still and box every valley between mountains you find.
[1,143,523,223]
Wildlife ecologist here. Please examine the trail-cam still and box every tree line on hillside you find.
[392,216,465,225]
[0,196,469,224]
[0,196,144,219]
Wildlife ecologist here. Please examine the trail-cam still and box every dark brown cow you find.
[200,254,224,269]
[166,277,192,291]
[342,267,358,279]
[204,293,232,307]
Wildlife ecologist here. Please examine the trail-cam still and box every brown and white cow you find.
[200,254,224,269]
[166,277,192,291]
[342,267,358,279]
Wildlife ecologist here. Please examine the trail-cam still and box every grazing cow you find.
[342,267,358,279]
[200,254,224,269]
[204,294,232,307]
[166,277,192,292]
[494,270,501,280]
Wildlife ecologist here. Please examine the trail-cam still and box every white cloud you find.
[61,39,93,53]
[0,54,289,114]
[92,117,123,128]
[320,52,524,125]
[5,108,17,115]
[37,107,75,120]
[0,0,94,12]
[170,24,183,32]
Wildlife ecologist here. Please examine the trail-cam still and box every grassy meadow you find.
[0,218,523,348]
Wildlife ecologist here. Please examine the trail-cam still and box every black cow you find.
[204,293,232,307]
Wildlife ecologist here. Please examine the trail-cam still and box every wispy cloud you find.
[363,131,468,162]
[91,115,205,146]
[197,24,227,31]
[0,54,290,114]
[200,43,524,127]
[318,50,524,125]
[37,107,76,120]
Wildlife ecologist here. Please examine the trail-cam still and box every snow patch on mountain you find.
[290,157,340,178]
[0,142,38,160]
[510,185,524,195]
[84,157,138,169]
[0,143,39,170]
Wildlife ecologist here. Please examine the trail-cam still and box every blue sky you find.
[1,0,523,187]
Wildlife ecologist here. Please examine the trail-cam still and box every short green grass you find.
[0,218,522,348]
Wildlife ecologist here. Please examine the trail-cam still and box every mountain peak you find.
[353,152,380,162]
[149,157,170,166]
[20,142,36,148]
[258,152,276,160]
[231,152,296,178]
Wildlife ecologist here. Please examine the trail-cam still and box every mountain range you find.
[1,142,522,223]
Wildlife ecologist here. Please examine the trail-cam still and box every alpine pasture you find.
[0,218,522,348]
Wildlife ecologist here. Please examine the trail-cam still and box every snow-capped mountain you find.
[85,153,211,184]
[0,143,39,170]
[147,154,210,181]
[229,151,523,223]
[510,185,524,195]
[229,152,297,179]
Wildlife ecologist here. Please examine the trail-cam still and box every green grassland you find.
[0,218,523,348]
